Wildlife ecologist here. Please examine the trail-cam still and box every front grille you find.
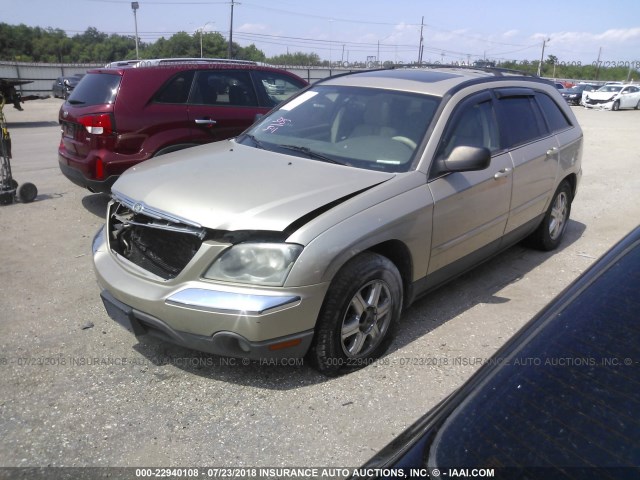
[585,98,609,105]
[108,197,205,280]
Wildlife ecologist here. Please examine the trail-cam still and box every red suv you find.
[58,59,308,193]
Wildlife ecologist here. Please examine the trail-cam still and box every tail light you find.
[79,114,114,135]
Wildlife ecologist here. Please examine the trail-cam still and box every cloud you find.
[524,27,640,61]
[237,23,268,34]
[596,27,640,42]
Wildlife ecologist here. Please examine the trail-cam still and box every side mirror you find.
[442,146,491,173]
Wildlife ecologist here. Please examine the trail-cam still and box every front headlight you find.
[204,243,303,286]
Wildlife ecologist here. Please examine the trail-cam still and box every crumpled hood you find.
[112,140,394,232]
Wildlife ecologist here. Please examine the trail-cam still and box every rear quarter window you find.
[67,73,121,106]
[535,92,572,133]
[153,71,194,104]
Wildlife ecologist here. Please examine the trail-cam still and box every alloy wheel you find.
[549,191,568,241]
[341,280,392,357]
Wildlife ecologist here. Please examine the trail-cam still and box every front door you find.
[428,93,513,275]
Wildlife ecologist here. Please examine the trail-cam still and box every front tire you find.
[526,180,572,251]
[612,100,620,111]
[307,252,403,376]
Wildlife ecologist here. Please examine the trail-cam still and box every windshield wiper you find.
[279,144,345,165]
[66,99,86,105]
[242,133,266,149]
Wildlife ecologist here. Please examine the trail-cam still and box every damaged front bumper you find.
[92,225,328,359]
[583,98,615,110]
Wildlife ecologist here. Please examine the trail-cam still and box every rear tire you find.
[307,252,403,376]
[526,181,572,251]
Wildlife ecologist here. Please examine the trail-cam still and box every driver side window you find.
[438,99,500,159]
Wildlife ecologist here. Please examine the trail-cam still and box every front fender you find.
[284,182,434,287]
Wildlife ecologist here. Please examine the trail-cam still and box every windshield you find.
[238,85,440,173]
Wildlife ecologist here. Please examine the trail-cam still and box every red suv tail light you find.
[79,114,114,135]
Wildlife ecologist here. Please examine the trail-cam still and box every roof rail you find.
[104,60,141,68]
[393,63,540,78]
[104,58,257,68]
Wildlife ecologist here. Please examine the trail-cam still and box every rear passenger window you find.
[498,96,546,147]
[536,93,571,133]
[190,71,257,107]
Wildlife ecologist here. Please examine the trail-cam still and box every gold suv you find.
[93,66,583,375]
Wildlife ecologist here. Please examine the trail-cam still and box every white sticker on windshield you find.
[280,90,318,111]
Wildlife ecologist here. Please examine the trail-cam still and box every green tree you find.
[239,44,266,62]
[268,52,321,66]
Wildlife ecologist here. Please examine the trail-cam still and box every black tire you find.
[612,100,620,111]
[526,181,572,251]
[17,182,38,203]
[635,100,640,110]
[307,252,403,376]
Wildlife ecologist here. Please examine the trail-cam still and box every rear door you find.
[495,88,559,235]
[187,69,263,142]
[619,85,640,109]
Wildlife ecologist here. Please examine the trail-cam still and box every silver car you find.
[93,67,583,375]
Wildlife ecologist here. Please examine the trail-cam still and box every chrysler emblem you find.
[132,202,144,213]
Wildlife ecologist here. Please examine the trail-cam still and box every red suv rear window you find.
[67,73,121,106]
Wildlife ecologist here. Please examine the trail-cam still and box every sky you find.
[4,0,640,66]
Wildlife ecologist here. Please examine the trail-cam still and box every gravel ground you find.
[0,98,638,471]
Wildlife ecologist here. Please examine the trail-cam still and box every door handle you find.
[494,167,512,179]
[195,119,217,126]
[546,147,558,157]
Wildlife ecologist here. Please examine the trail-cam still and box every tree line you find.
[475,56,638,83]
[1,23,637,81]
[0,23,317,65]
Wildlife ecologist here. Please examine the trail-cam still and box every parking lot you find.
[1,97,639,468]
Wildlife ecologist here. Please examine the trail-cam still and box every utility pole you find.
[131,2,140,60]
[418,16,424,64]
[537,38,549,76]
[595,47,602,80]
[228,0,236,59]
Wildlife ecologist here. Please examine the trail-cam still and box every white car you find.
[583,84,640,110]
